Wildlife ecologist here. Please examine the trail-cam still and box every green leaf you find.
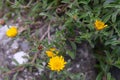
[70,41,77,52]
[96,72,103,80]
[112,9,120,22]
[12,72,18,80]
[105,40,120,46]
[107,72,116,80]
[93,0,99,5]
[66,50,75,59]
[112,46,120,54]
[102,12,112,23]
[12,58,20,66]
[106,73,111,80]
[104,4,120,9]
[78,0,90,4]
[114,60,120,69]
[0,66,9,72]
[105,51,113,65]
[49,71,55,79]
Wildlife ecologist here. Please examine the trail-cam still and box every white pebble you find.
[12,51,29,65]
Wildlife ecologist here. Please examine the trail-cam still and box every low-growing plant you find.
[1,0,120,80]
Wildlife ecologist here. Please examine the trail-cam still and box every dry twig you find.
[40,23,51,41]
[47,23,52,44]
[2,66,24,76]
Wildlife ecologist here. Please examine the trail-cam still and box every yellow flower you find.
[6,26,18,37]
[48,56,66,72]
[46,51,56,57]
[94,20,107,30]
[46,48,58,57]
[49,48,56,52]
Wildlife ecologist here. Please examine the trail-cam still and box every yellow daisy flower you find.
[94,20,107,30]
[6,26,18,37]
[46,51,56,57]
[46,48,58,57]
[48,56,66,72]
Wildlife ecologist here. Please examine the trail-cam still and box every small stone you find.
[38,68,44,75]
[42,62,46,66]
[12,51,29,65]
[8,55,12,59]
[11,40,19,50]
[24,69,27,73]
[76,64,80,68]
[0,19,5,25]
[34,72,39,76]
[67,68,72,71]
[18,78,24,80]
[19,40,30,52]
[0,25,8,41]
[2,38,12,46]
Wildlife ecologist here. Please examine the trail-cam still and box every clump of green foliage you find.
[1,0,120,80]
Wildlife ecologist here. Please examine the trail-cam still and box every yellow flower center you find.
[6,26,18,37]
[48,56,66,72]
